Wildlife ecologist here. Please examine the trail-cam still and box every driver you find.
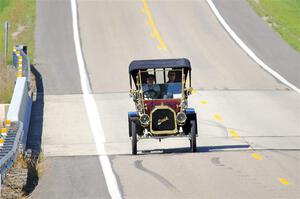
[142,74,160,99]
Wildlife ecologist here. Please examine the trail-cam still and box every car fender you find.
[184,108,198,135]
[128,111,140,137]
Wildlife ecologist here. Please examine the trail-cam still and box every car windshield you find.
[140,69,183,100]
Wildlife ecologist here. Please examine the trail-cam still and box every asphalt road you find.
[78,0,287,92]
[35,0,82,94]
[31,0,110,198]
[30,0,299,198]
[31,156,110,198]
[213,0,300,88]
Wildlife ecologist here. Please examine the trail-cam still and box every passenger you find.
[142,74,160,99]
[167,70,176,83]
[164,71,182,99]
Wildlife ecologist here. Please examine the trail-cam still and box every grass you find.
[0,0,36,103]
[247,0,300,52]
[0,66,15,103]
[0,0,9,13]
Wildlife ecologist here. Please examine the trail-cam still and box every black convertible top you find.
[129,58,191,73]
[129,58,191,86]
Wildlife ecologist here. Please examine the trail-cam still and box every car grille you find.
[151,108,176,132]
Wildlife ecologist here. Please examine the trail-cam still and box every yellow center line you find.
[200,100,207,105]
[278,178,289,185]
[142,0,167,50]
[213,114,224,123]
[227,128,241,139]
[251,153,263,160]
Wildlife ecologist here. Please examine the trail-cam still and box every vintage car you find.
[128,58,198,154]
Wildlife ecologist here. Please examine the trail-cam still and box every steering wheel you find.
[143,89,158,99]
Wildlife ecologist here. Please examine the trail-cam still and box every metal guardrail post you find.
[4,21,9,65]
[27,56,31,83]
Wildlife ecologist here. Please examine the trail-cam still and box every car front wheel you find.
[190,120,197,152]
[131,121,137,155]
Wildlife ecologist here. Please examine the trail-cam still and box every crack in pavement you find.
[134,160,181,195]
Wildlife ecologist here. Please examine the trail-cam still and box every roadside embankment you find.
[212,0,300,89]
[0,1,38,198]
[0,0,36,103]
[247,0,300,52]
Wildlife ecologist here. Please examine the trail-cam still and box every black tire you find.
[131,121,137,155]
[190,120,197,152]
[128,118,132,137]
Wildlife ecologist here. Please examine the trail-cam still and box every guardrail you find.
[0,121,23,174]
[0,45,33,195]
[12,45,31,81]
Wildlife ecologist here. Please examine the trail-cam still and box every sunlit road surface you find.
[31,0,299,198]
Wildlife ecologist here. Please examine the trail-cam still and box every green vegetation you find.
[0,0,36,103]
[247,0,300,52]
[0,0,9,13]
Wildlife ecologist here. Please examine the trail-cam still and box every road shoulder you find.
[212,0,300,88]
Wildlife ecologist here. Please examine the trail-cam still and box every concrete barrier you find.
[6,77,32,147]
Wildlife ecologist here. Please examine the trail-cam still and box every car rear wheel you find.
[131,121,137,155]
[190,120,197,152]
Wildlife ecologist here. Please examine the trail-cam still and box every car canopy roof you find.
[129,58,191,73]
[129,58,191,85]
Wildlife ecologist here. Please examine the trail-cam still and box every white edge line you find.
[206,0,300,93]
[70,0,122,198]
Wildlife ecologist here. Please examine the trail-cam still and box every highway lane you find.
[35,0,82,94]
[143,0,288,90]
[30,0,300,198]
[30,156,110,198]
[91,90,299,198]
[111,151,300,198]
[78,0,287,92]
[77,0,164,93]
[31,0,111,198]
[77,0,299,198]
